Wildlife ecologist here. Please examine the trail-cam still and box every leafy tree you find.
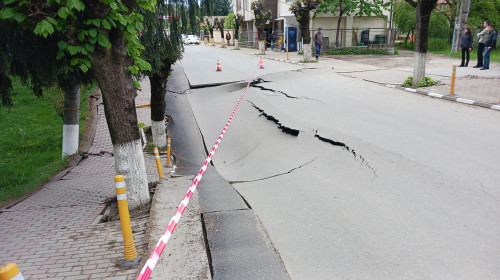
[188,0,200,34]
[291,0,321,61]
[291,0,321,45]
[315,0,392,48]
[205,17,215,39]
[0,6,93,158]
[429,11,449,49]
[1,0,155,208]
[201,0,212,16]
[251,0,272,54]
[405,0,439,86]
[181,5,189,34]
[468,0,499,30]
[212,0,232,16]
[215,17,225,44]
[234,13,244,40]
[140,1,184,148]
[225,12,235,29]
[393,1,417,44]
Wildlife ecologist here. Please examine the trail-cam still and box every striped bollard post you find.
[166,138,172,167]
[450,65,456,95]
[0,263,24,280]
[115,175,141,267]
[153,147,164,178]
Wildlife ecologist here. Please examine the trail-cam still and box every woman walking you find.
[459,28,473,67]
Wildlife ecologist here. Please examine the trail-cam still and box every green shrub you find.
[328,47,388,55]
[403,76,438,88]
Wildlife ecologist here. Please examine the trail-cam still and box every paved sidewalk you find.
[221,45,500,106]
[0,90,159,279]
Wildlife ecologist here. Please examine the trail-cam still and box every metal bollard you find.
[153,147,164,178]
[166,138,172,167]
[114,175,140,267]
[450,65,456,95]
[0,263,24,280]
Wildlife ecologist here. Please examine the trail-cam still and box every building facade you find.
[233,0,393,51]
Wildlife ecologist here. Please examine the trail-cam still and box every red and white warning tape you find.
[136,61,259,280]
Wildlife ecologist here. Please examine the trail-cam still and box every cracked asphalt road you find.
[180,46,500,279]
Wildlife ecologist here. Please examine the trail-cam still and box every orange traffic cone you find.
[216,59,222,71]
[259,57,264,69]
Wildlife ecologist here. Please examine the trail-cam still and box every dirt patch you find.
[99,181,158,223]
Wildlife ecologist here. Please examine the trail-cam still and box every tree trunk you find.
[92,29,150,209]
[335,16,343,48]
[412,0,437,86]
[61,82,80,157]
[303,43,312,62]
[150,74,168,148]
[413,52,426,85]
[457,0,471,47]
[335,6,344,48]
[258,41,266,54]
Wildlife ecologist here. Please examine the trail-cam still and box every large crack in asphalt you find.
[248,101,301,136]
[250,78,322,102]
[314,132,377,175]
[248,103,377,176]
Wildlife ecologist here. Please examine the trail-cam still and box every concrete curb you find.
[386,84,500,111]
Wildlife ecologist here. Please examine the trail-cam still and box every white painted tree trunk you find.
[235,39,239,47]
[62,124,79,157]
[62,83,80,158]
[413,52,426,86]
[303,43,312,62]
[152,119,167,148]
[113,139,151,209]
[258,41,266,54]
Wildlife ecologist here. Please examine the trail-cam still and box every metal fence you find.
[237,28,396,53]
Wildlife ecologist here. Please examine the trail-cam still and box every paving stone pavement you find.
[0,96,159,279]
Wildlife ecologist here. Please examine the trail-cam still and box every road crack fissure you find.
[314,133,377,175]
[248,101,300,136]
[250,78,321,102]
[229,156,318,184]
[246,102,376,175]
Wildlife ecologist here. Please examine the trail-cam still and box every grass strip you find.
[0,79,96,205]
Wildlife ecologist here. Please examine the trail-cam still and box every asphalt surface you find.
[181,45,500,279]
[165,62,291,280]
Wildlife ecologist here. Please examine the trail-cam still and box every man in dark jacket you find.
[313,27,323,61]
[481,25,497,70]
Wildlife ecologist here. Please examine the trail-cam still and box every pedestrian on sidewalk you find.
[459,27,473,67]
[481,25,497,70]
[314,27,323,61]
[473,21,490,68]
[226,31,231,46]
[271,31,276,51]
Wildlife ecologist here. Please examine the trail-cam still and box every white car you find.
[186,35,200,45]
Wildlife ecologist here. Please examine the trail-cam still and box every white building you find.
[233,0,393,51]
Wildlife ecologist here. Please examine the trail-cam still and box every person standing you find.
[314,27,323,61]
[225,31,231,46]
[270,31,276,51]
[473,21,490,68]
[459,27,473,67]
[481,25,497,70]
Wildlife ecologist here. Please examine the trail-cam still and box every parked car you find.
[186,35,200,45]
[181,34,187,44]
